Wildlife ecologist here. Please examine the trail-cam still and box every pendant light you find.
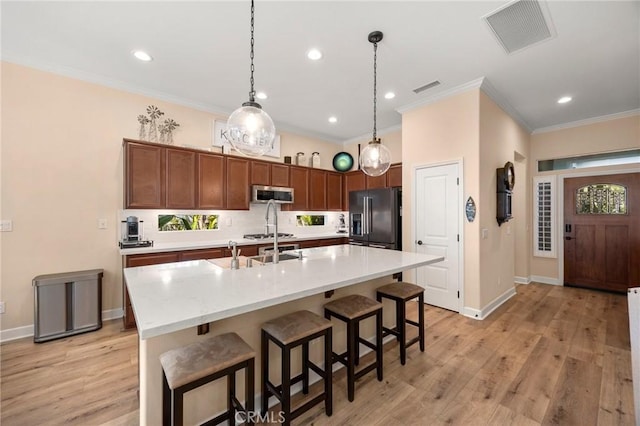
[227,0,276,157]
[359,31,391,177]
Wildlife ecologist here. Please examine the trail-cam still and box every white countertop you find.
[124,245,443,339]
[119,232,349,255]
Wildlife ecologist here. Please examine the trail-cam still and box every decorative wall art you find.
[137,105,180,144]
[158,214,218,231]
[465,197,476,222]
[297,215,325,226]
[332,152,354,172]
[213,120,281,158]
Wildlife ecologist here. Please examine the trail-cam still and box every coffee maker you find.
[119,216,153,248]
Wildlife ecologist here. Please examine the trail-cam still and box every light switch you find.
[0,220,13,232]
[481,228,488,239]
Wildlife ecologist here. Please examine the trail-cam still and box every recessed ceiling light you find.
[132,50,153,62]
[307,49,323,61]
[328,116,337,124]
[255,92,268,100]
[557,96,572,104]
[384,92,396,99]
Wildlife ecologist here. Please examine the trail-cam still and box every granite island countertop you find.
[124,245,444,339]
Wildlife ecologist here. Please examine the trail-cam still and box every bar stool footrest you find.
[358,339,377,351]
[406,336,421,348]
[406,319,420,328]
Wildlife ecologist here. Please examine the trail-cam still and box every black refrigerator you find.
[349,187,401,250]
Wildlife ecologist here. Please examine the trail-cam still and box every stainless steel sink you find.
[247,252,301,266]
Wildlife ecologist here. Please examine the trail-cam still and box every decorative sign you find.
[465,196,476,222]
[213,120,281,158]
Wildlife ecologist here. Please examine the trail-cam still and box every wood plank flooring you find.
[1,283,634,425]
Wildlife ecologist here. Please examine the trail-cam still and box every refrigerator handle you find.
[363,196,368,235]
[367,196,373,235]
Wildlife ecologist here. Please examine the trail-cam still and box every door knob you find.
[417,240,423,245]
[565,236,572,240]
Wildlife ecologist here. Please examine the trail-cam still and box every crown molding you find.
[532,109,640,134]
[478,78,532,133]
[396,76,533,133]
[396,77,485,114]
[1,53,343,144]
[342,124,402,146]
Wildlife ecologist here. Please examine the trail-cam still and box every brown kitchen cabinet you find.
[198,152,225,209]
[123,252,181,329]
[124,141,165,208]
[366,173,387,189]
[250,160,271,185]
[343,171,366,211]
[271,164,290,187]
[298,237,348,249]
[166,148,197,209]
[387,163,402,187]
[327,172,343,211]
[283,166,309,211]
[309,169,327,210]
[180,248,225,261]
[226,157,251,210]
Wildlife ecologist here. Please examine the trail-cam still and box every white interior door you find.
[415,163,460,311]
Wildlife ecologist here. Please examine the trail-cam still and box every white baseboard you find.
[462,286,517,320]
[530,275,562,286]
[0,308,124,343]
[514,276,531,284]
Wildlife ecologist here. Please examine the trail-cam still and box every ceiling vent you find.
[483,0,556,54]
[413,80,441,94]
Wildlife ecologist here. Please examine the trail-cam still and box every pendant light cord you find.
[373,41,378,142]
[249,0,256,102]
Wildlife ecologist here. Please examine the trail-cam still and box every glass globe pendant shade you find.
[227,102,276,157]
[359,140,391,176]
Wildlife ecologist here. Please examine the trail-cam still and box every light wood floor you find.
[0,283,634,425]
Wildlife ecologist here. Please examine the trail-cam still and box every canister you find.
[296,152,306,166]
[312,152,320,168]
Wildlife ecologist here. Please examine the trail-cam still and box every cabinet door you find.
[180,248,224,261]
[123,251,180,329]
[366,173,387,189]
[387,163,402,187]
[226,157,251,210]
[283,166,309,211]
[223,244,258,257]
[166,148,197,209]
[125,141,165,208]
[271,164,290,187]
[343,171,366,211]
[250,161,271,185]
[309,170,327,211]
[327,172,343,211]
[197,153,225,209]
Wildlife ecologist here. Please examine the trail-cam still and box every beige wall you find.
[0,61,342,332]
[402,90,482,309]
[530,114,640,281]
[342,128,402,171]
[478,92,530,307]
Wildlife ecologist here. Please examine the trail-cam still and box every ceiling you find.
[2,1,638,143]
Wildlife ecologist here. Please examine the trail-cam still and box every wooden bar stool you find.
[160,332,255,426]
[261,310,332,425]
[324,294,383,402]
[376,282,425,365]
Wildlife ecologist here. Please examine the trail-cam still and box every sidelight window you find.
[533,176,556,258]
[576,184,627,215]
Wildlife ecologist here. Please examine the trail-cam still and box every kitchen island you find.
[124,244,443,425]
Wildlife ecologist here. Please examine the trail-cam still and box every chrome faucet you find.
[228,240,239,270]
[265,199,279,264]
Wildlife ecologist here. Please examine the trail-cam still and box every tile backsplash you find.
[121,204,347,245]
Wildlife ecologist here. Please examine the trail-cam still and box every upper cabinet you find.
[197,152,225,209]
[166,148,197,209]
[250,160,271,185]
[283,166,309,211]
[124,140,399,212]
[226,157,250,210]
[125,141,165,208]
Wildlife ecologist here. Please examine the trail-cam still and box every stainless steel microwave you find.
[251,185,294,204]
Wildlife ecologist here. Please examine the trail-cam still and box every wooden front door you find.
[564,172,640,293]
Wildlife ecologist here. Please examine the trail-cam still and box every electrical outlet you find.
[225,217,232,227]
[0,220,13,232]
[0,302,5,314]
[481,228,488,239]
[98,219,108,229]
